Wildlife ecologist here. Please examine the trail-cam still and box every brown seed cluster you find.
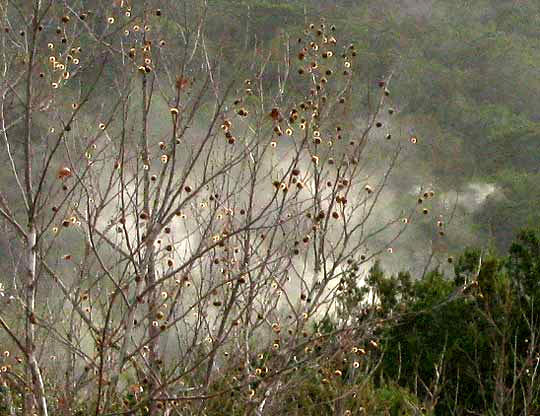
[220,119,236,144]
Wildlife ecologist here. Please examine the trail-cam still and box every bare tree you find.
[0,2,433,415]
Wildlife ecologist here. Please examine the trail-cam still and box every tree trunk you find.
[25,227,48,416]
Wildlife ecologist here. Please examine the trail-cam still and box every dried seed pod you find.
[270,108,280,120]
[176,76,189,90]
[58,166,72,179]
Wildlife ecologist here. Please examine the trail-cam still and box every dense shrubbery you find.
[158,226,539,415]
